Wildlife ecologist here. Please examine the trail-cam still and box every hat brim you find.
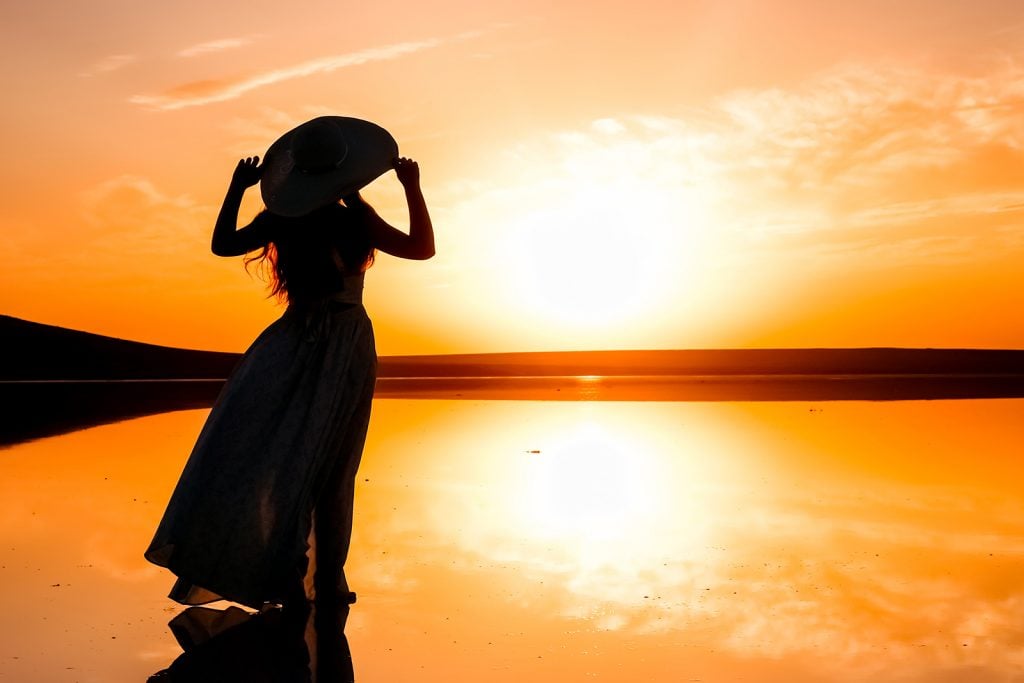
[259,116,398,217]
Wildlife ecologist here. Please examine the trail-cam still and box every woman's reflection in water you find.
[148,596,355,682]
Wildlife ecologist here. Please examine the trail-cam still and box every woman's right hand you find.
[393,156,420,189]
[231,156,263,190]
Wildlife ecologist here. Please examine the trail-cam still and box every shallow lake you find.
[1,397,1023,681]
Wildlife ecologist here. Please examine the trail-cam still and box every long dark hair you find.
[244,202,375,304]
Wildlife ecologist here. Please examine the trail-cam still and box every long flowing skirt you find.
[145,302,376,609]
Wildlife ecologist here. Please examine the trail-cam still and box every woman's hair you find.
[244,201,375,304]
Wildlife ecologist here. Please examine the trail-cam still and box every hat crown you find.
[291,120,348,174]
[260,115,397,217]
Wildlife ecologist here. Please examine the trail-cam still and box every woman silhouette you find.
[145,117,434,611]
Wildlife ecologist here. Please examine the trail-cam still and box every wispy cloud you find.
[78,175,211,268]
[467,61,1024,261]
[80,54,135,77]
[131,35,451,111]
[177,35,260,58]
[10,175,215,290]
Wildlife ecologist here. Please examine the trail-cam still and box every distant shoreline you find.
[3,372,1023,383]
[4,314,1024,381]
[3,372,1023,447]
[2,311,1023,447]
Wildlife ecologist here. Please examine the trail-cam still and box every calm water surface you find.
[1,398,1023,681]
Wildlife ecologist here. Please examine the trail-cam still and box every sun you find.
[494,153,710,330]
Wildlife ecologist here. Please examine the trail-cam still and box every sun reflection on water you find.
[2,399,1024,681]
[518,421,660,541]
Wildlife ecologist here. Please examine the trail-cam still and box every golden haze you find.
[2,1,1024,354]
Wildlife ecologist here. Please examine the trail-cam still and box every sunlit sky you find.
[3,0,1024,354]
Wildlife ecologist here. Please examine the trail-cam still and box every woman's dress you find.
[145,269,376,610]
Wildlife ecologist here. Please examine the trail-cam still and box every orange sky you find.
[3,0,1024,354]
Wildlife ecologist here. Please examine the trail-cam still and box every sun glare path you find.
[496,411,729,602]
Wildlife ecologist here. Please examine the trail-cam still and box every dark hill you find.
[0,315,240,380]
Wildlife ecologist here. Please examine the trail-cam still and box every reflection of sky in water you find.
[1,399,1023,681]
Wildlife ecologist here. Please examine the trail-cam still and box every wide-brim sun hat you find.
[260,116,398,217]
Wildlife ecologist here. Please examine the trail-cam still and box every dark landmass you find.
[3,314,1024,380]
[379,348,1024,378]
[374,373,1024,402]
[2,315,1023,447]
[0,315,239,380]
[0,380,224,447]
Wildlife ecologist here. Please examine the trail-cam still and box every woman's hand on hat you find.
[231,156,263,190]
[393,157,420,189]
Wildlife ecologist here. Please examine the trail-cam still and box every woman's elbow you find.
[403,241,435,260]
[211,241,239,257]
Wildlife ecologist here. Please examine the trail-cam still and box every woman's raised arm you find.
[357,157,435,261]
[211,157,274,257]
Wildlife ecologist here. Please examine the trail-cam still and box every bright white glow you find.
[519,422,660,541]
[494,140,712,329]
